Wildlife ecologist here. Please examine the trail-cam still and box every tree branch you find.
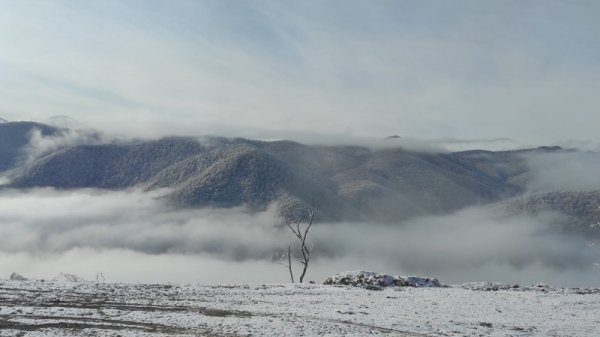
[283,204,316,283]
[287,245,294,283]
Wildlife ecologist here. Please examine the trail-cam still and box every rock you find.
[404,276,442,288]
[324,271,443,290]
[9,273,27,281]
[364,284,384,291]
[53,273,85,282]
[459,282,520,291]
[457,282,564,292]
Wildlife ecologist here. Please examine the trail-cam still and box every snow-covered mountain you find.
[0,121,59,171]
[1,121,598,232]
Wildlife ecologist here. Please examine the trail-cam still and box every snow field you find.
[0,279,598,336]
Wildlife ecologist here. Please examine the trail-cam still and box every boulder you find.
[9,273,27,281]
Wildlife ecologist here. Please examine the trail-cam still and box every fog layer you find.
[526,151,600,192]
[0,188,597,286]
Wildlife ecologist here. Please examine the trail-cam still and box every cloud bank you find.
[0,188,597,286]
[525,151,600,192]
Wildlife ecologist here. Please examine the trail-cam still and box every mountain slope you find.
[2,122,592,223]
[0,122,59,172]
[9,137,205,189]
[505,191,600,236]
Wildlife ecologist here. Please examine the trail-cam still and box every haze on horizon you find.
[1,0,599,146]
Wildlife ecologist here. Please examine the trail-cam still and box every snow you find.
[0,277,598,336]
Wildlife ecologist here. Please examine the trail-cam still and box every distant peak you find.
[536,146,563,152]
[385,135,401,140]
[0,117,8,123]
[45,115,87,129]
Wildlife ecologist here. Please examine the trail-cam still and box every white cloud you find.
[23,128,107,163]
[0,188,597,286]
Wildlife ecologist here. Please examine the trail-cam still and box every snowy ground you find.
[1,278,599,337]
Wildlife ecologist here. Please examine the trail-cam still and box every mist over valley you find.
[0,121,598,287]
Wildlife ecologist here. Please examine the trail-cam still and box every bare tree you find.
[286,245,294,283]
[284,207,315,283]
[274,245,295,282]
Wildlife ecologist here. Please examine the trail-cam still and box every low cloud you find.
[24,127,109,163]
[316,210,599,286]
[433,137,522,152]
[525,151,600,192]
[0,188,597,286]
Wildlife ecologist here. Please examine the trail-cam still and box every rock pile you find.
[324,271,442,290]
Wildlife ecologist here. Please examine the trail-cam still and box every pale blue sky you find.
[1,0,599,145]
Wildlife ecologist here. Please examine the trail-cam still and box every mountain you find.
[0,121,592,224]
[505,191,600,236]
[9,137,205,189]
[0,121,60,172]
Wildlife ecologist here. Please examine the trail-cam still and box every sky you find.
[1,0,600,144]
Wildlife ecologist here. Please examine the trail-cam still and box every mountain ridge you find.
[2,121,596,227]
